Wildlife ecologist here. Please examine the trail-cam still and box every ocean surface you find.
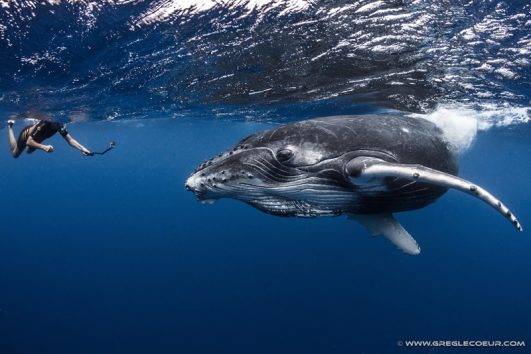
[1,1,530,353]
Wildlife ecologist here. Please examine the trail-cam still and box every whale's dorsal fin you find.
[350,213,421,255]
[346,157,523,232]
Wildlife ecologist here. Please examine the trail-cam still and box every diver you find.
[7,118,92,158]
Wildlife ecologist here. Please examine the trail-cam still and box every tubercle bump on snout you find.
[193,144,251,173]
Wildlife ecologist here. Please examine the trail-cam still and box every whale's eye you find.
[276,148,293,162]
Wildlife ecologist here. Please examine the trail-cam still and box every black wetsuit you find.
[17,121,68,152]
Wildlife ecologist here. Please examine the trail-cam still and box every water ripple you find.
[0,0,529,122]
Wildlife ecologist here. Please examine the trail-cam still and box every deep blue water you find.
[1,117,530,353]
[1,0,531,353]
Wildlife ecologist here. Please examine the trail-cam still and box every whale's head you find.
[185,124,354,216]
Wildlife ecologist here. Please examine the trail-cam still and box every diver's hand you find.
[43,145,54,153]
[7,120,15,128]
[81,148,92,156]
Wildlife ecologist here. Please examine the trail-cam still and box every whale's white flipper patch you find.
[346,157,523,232]
[350,213,421,255]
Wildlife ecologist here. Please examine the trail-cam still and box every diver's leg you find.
[7,120,21,158]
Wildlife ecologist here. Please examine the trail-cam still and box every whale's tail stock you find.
[346,157,523,255]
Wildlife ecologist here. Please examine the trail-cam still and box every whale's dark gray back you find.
[240,115,458,175]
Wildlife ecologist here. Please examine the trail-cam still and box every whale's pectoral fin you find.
[346,157,523,232]
[349,213,421,255]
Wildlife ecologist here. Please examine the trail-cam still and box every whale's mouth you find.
[185,175,223,204]
[186,186,209,201]
[185,179,205,198]
[187,188,218,204]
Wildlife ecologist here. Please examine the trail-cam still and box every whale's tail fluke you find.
[346,157,523,232]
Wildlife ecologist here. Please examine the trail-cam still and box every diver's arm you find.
[62,133,92,156]
[26,136,54,153]
[7,120,22,157]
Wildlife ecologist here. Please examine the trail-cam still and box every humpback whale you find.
[185,115,522,255]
